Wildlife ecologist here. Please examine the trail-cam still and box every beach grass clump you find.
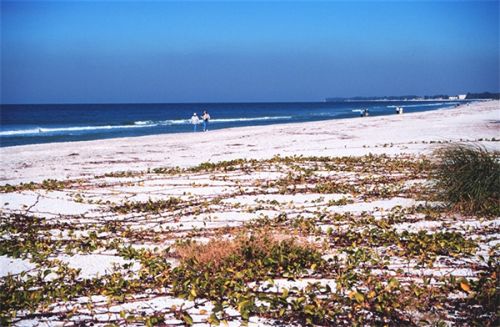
[434,144,500,215]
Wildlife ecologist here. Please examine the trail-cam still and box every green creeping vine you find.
[0,153,497,325]
[0,179,70,193]
[110,197,182,214]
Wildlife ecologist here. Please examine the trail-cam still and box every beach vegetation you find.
[110,197,182,214]
[0,179,69,193]
[171,232,326,324]
[189,158,257,173]
[0,153,497,326]
[102,170,140,178]
[150,166,182,174]
[434,144,500,215]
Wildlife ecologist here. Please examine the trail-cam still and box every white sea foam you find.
[133,119,187,126]
[133,120,154,125]
[0,116,293,137]
[387,102,459,108]
[135,116,292,126]
[0,124,155,136]
[158,119,188,125]
[0,129,43,136]
[155,116,292,125]
[209,116,292,123]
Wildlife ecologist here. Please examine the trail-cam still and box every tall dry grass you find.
[434,144,499,215]
[174,230,315,271]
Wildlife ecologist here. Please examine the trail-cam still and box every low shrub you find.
[174,231,319,274]
[171,231,325,324]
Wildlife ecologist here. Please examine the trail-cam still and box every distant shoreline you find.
[338,99,472,102]
[327,99,494,102]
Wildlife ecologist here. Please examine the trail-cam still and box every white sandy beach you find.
[0,100,499,326]
[1,100,498,184]
[3,0,499,323]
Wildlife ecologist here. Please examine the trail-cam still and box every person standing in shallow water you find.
[190,113,200,132]
[202,110,211,132]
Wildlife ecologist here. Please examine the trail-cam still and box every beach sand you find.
[0,100,499,326]
[1,100,498,184]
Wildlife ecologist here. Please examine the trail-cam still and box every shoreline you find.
[0,101,483,151]
[1,100,498,184]
[0,101,462,150]
[339,98,473,102]
[0,100,465,149]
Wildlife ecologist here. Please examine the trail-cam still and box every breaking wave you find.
[387,102,459,108]
[0,116,293,137]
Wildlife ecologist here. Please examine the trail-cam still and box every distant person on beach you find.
[190,113,200,132]
[202,110,211,132]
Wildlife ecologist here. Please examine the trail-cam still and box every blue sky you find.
[1,1,499,104]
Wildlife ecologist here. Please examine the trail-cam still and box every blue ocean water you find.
[0,101,463,147]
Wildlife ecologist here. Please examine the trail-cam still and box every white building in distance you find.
[449,94,467,100]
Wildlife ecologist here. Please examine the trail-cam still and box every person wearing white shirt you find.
[190,113,200,132]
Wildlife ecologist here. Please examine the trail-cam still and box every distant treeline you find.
[466,92,500,100]
[326,92,500,101]
[326,95,450,101]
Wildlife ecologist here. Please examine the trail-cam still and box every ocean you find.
[0,101,464,147]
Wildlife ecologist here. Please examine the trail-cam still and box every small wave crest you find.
[0,124,154,136]
[154,116,291,125]
[387,102,459,108]
[133,120,154,125]
[210,116,292,123]
[0,128,43,136]
[158,119,188,125]
[137,116,292,126]
[0,115,293,137]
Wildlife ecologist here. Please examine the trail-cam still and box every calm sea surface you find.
[0,101,464,147]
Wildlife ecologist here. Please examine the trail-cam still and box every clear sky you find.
[1,0,499,104]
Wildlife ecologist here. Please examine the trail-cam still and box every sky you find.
[1,0,499,104]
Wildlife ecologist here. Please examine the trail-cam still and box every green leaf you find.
[354,292,365,303]
[182,313,194,325]
[388,277,400,289]
[208,313,220,325]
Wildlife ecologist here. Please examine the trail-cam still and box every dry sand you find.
[1,100,498,184]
